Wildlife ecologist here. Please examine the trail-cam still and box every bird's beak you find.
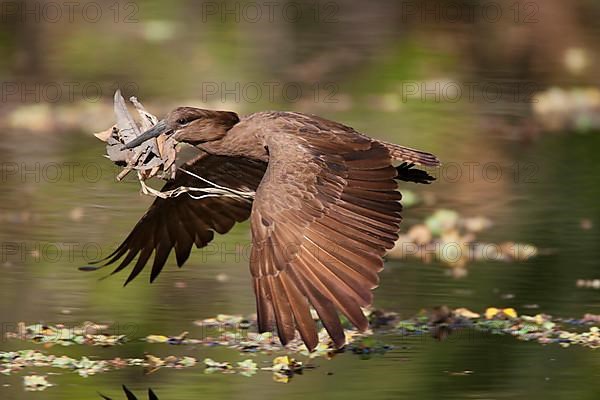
[122,120,168,149]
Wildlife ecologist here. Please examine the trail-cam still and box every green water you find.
[1,0,600,398]
[1,126,599,400]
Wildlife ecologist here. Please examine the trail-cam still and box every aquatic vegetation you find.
[576,279,600,289]
[261,356,305,383]
[2,351,115,377]
[484,307,518,320]
[23,374,53,391]
[533,87,600,132]
[2,307,597,392]
[453,308,480,319]
[3,322,127,347]
[203,358,233,373]
[0,350,198,378]
[236,359,259,377]
[145,355,197,374]
[582,314,600,323]
[388,307,600,350]
[389,208,538,273]
[347,337,393,358]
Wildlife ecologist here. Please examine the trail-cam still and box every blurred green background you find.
[0,0,599,399]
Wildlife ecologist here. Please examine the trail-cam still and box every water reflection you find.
[100,385,159,400]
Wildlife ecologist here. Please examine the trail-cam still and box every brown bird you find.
[96,108,439,350]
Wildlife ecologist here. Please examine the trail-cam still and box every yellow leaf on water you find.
[273,372,290,383]
[273,356,291,366]
[146,335,168,343]
[485,307,518,319]
[454,308,480,319]
[485,308,500,319]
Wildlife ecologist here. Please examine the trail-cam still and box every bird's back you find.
[235,111,440,167]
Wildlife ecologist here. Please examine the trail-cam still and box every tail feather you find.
[378,140,440,167]
[396,162,435,184]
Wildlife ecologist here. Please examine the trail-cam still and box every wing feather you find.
[249,112,421,350]
[94,154,266,284]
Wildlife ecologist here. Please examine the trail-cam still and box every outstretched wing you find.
[97,153,266,285]
[249,113,416,350]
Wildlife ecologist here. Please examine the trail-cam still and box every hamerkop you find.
[98,108,439,350]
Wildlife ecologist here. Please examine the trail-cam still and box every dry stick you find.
[117,145,149,181]
[116,166,134,181]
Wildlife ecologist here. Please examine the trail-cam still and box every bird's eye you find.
[176,118,187,125]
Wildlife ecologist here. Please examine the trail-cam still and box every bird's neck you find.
[196,128,269,162]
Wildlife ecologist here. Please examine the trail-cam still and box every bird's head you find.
[123,107,239,149]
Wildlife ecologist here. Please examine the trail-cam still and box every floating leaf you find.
[146,335,169,343]
[425,209,459,236]
[454,308,480,319]
[461,216,492,233]
[203,358,232,370]
[23,375,53,391]
[236,359,258,377]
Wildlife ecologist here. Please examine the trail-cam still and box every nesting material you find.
[94,91,254,201]
[94,90,177,182]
